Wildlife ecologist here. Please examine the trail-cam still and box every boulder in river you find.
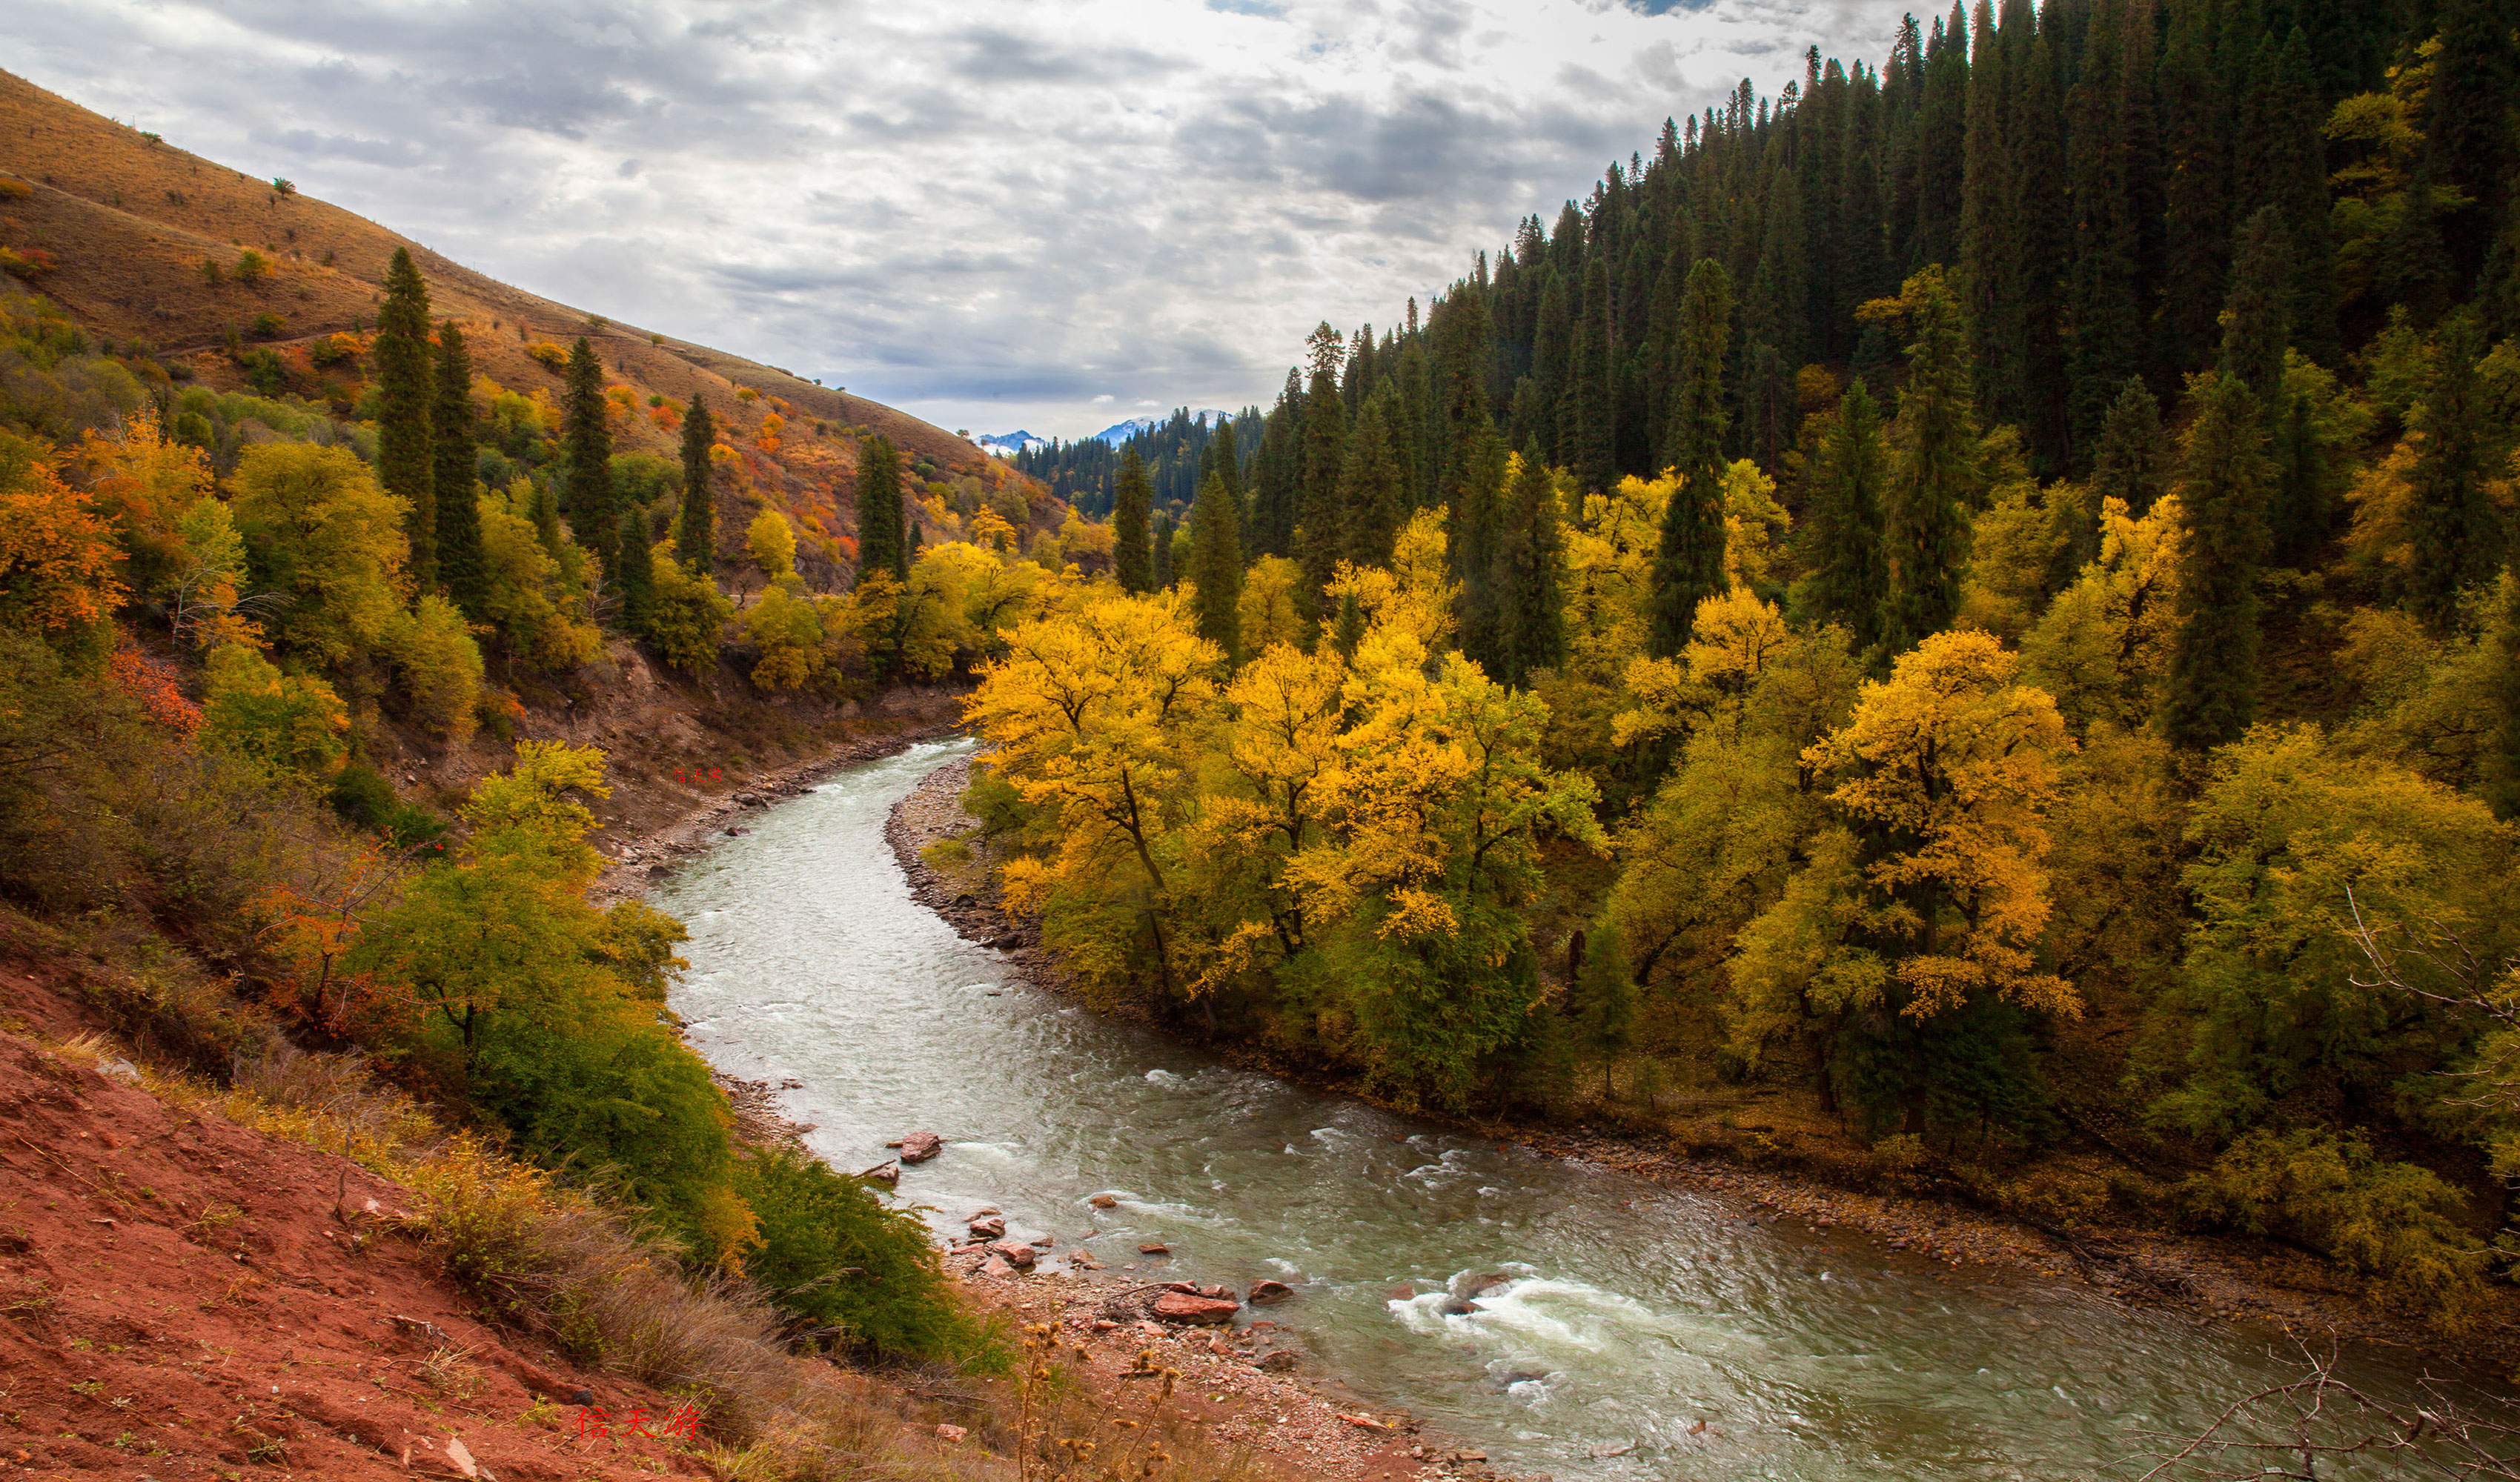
[1151,1291,1239,1325]
[987,1240,1038,1269]
[1436,1296,1482,1316]
[1246,1279,1293,1304]
[1463,1272,1514,1298]
[1088,1194,1120,1210]
[1137,1241,1170,1255]
[966,1214,1006,1240]
[890,1131,944,1163]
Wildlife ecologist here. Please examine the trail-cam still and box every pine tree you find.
[1651,259,1734,656]
[2063,2,2145,462]
[856,436,906,584]
[677,394,716,572]
[1882,269,1980,654]
[1496,447,1567,688]
[1155,509,1178,588]
[1802,379,1890,654]
[2268,391,2333,570]
[2007,23,2071,471]
[429,319,485,619]
[615,507,654,634]
[1529,271,1571,466]
[1909,1,1969,270]
[2155,0,2231,378]
[1200,416,1244,525]
[2089,376,2170,518]
[2262,29,2341,366]
[1958,0,2013,402]
[1113,446,1154,594]
[1452,430,1511,672]
[2423,0,2520,285]
[1297,324,1349,608]
[375,247,437,589]
[1338,395,1407,569]
[2405,312,2499,634]
[1565,255,1616,494]
[562,337,615,578]
[2219,207,2289,405]
[1187,468,1244,664]
[2162,373,2275,751]
[1251,370,1303,558]
[530,480,562,558]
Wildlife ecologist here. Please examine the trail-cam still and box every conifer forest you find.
[4,0,2520,1463]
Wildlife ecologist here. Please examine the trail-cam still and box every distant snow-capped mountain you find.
[972,429,1047,458]
[1087,410,1236,447]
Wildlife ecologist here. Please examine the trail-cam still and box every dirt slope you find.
[0,66,978,473]
[0,1029,715,1480]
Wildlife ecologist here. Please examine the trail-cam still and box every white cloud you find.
[3,0,1911,439]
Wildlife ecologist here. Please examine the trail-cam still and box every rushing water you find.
[657,739,2485,1481]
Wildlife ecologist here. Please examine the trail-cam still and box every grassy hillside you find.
[0,65,1044,580]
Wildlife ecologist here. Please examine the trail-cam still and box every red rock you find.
[1150,1291,1239,1325]
[935,1423,967,1443]
[1247,1279,1294,1304]
[966,1214,1006,1239]
[1137,1241,1170,1255]
[1089,1193,1120,1209]
[987,1240,1038,1269]
[894,1131,944,1163]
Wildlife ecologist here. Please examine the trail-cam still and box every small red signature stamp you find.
[672,768,727,784]
[575,1398,700,1443]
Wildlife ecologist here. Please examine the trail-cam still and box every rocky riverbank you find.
[591,691,967,906]
[881,752,2510,1381]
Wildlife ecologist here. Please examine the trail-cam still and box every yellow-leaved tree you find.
[1731,629,2077,1140]
[965,590,1221,1000]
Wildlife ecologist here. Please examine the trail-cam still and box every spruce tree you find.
[375,247,437,589]
[2007,24,2071,471]
[1113,446,1154,594]
[2219,208,2289,405]
[2268,391,2333,571]
[429,319,485,619]
[855,436,906,584]
[2404,312,2499,634]
[1882,269,1980,654]
[2062,4,2144,462]
[1452,431,1511,673]
[677,394,716,572]
[562,336,615,577]
[615,507,654,635]
[2262,30,2341,366]
[2162,373,2275,752]
[1338,395,1406,570]
[530,481,562,558]
[1187,468,1243,664]
[2089,376,2170,517]
[2422,0,2520,285]
[1651,259,1734,656]
[1566,254,1616,494]
[1250,370,1303,558]
[1297,324,1349,608]
[1199,416,1244,525]
[1496,446,1567,688]
[2155,0,2230,378]
[1802,379,1890,654]
[1958,0,2013,402]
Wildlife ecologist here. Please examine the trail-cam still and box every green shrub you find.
[325,764,448,855]
[733,1143,993,1367]
[2180,1127,2489,1329]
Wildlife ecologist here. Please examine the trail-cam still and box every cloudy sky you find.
[8,0,1911,442]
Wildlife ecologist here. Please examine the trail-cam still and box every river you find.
[656,737,2482,1481]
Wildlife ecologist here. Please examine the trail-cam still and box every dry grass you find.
[42,1031,1264,1482]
